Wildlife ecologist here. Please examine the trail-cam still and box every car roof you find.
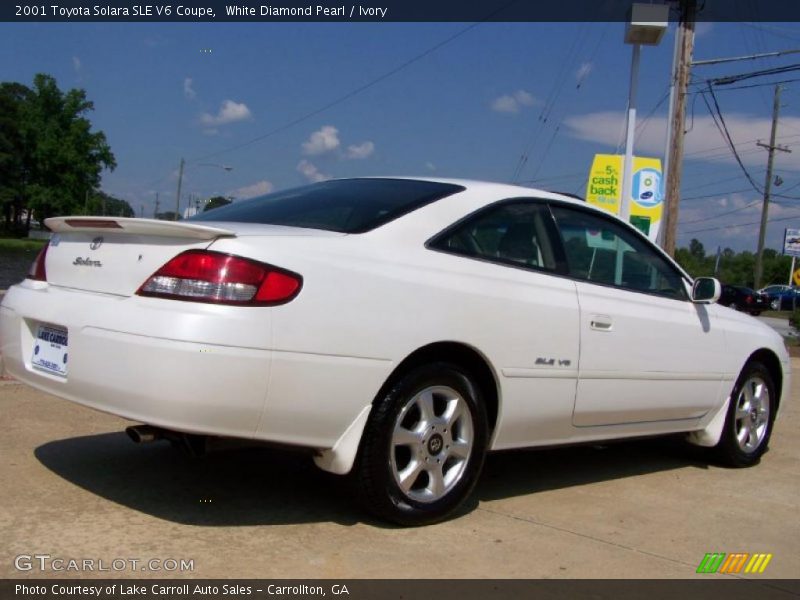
[357,176,592,208]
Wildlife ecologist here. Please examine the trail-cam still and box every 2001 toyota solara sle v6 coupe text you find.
[0,178,791,524]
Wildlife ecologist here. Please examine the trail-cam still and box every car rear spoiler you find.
[44,217,237,241]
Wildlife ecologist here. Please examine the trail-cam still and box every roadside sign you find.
[793,269,800,286]
[585,154,663,243]
[783,228,800,257]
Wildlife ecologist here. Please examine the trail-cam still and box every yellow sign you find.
[585,154,664,241]
[793,268,800,286]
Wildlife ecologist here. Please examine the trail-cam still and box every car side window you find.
[431,202,558,272]
[550,204,688,300]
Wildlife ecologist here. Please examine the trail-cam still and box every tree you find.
[1,74,116,231]
[204,196,232,212]
[689,238,705,260]
[0,82,32,232]
[675,238,712,278]
[82,190,134,217]
[675,242,793,289]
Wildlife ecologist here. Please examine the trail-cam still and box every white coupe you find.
[0,178,790,525]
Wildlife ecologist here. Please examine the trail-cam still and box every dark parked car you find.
[758,284,800,311]
[719,285,769,316]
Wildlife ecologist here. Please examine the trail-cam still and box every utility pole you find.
[154,192,160,219]
[754,85,791,289]
[662,0,696,257]
[174,157,185,221]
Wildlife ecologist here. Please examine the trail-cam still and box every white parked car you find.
[0,178,790,525]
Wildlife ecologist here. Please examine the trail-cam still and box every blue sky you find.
[2,21,800,252]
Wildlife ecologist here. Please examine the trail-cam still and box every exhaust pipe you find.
[125,425,207,457]
[125,425,163,444]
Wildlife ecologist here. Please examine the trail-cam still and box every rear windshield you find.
[190,178,465,233]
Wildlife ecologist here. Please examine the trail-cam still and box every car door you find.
[429,200,581,446]
[548,204,727,427]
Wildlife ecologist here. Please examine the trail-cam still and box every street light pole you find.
[174,157,185,221]
[620,43,641,225]
[621,3,668,229]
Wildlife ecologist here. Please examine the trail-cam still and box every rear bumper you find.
[0,282,387,451]
[0,282,273,438]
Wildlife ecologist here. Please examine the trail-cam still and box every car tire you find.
[770,299,781,311]
[354,362,488,526]
[713,361,776,467]
[750,311,761,316]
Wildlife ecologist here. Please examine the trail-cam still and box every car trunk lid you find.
[42,217,237,297]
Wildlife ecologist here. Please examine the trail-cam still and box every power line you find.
[679,199,761,225]
[691,48,800,67]
[740,23,800,44]
[187,5,519,164]
[680,173,758,193]
[699,84,764,194]
[684,133,800,158]
[634,88,670,143]
[711,63,800,86]
[511,21,608,182]
[681,187,755,202]
[682,209,800,235]
[511,27,585,181]
[689,76,800,92]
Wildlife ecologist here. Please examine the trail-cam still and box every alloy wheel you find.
[390,385,474,503]
[733,374,771,453]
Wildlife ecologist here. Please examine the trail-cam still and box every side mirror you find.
[692,277,721,304]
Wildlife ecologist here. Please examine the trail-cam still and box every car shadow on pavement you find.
[35,431,715,527]
[476,436,711,502]
[35,432,361,527]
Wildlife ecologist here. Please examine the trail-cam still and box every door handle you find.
[589,315,613,331]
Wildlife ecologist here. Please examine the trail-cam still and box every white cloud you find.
[230,180,273,199]
[302,126,340,156]
[200,100,252,126]
[183,77,196,100]
[345,141,375,160]
[426,162,436,172]
[491,90,537,114]
[563,110,800,170]
[72,56,82,73]
[297,159,329,183]
[575,62,593,86]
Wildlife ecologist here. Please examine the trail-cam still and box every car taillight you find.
[746,295,753,304]
[27,242,49,281]
[137,250,302,305]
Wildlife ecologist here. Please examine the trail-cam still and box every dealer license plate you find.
[32,324,69,377]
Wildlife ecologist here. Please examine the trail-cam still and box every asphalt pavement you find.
[0,361,798,581]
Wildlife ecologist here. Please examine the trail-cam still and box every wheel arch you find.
[374,341,501,442]
[746,348,784,412]
[687,347,784,449]
[313,341,501,476]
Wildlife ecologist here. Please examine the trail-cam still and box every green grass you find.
[0,237,47,252]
